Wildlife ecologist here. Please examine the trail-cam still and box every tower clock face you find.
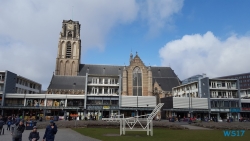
[67,24,73,30]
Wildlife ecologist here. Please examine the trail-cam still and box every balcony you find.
[87,93,118,96]
[210,95,239,99]
[87,82,119,87]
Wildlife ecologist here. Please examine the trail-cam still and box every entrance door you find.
[103,111,109,118]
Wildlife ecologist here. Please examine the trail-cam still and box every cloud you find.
[140,0,184,36]
[0,0,183,90]
[159,31,250,80]
[0,0,138,90]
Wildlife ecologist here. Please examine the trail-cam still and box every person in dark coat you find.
[0,117,4,135]
[43,120,57,141]
[29,126,40,141]
[11,120,25,141]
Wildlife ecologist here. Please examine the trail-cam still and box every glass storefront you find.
[26,99,45,107]
[46,99,65,107]
[5,98,24,106]
[67,99,84,107]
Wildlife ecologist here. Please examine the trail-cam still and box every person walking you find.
[7,118,12,131]
[28,126,40,141]
[15,115,21,124]
[11,120,25,141]
[0,117,4,135]
[43,120,57,141]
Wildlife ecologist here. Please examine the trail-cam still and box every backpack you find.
[7,121,12,125]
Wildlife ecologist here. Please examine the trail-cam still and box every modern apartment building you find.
[0,70,41,115]
[218,72,250,89]
[161,75,243,121]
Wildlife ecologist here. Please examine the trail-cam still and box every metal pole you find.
[137,72,138,116]
[75,108,78,128]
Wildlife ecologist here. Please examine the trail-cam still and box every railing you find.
[210,96,238,98]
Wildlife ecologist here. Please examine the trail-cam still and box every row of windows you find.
[16,78,40,90]
[210,101,239,108]
[240,79,250,83]
[5,98,84,107]
[210,81,236,88]
[230,75,250,79]
[16,87,38,94]
[174,84,198,92]
[87,100,118,105]
[241,84,250,87]
[87,87,119,95]
[89,78,118,85]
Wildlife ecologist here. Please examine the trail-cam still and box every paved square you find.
[0,125,100,141]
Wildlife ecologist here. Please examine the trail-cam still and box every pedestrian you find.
[11,120,26,141]
[15,115,21,124]
[0,117,4,135]
[178,115,181,122]
[43,120,57,141]
[28,126,40,141]
[7,118,12,131]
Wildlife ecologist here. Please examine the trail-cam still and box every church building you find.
[46,19,181,119]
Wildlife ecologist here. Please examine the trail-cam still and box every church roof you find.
[48,75,86,90]
[153,77,180,92]
[79,64,123,76]
[151,67,180,91]
[151,67,178,78]
[48,64,180,91]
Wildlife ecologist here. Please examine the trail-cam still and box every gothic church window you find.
[133,67,142,96]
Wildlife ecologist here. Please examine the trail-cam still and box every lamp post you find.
[75,106,83,128]
[73,83,76,94]
[188,79,192,118]
[74,108,78,128]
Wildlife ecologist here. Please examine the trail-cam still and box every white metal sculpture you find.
[106,103,164,136]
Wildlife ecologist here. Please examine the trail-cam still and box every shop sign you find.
[242,108,250,111]
[230,108,240,113]
[103,106,110,109]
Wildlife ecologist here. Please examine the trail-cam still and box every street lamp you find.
[188,79,192,118]
[75,106,83,128]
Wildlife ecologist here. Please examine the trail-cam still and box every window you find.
[222,81,225,87]
[5,98,24,106]
[66,42,71,58]
[133,67,142,96]
[224,101,229,107]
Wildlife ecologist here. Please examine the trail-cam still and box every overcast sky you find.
[1,0,250,90]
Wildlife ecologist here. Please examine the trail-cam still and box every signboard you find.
[103,106,110,109]
[242,108,250,111]
[230,108,240,113]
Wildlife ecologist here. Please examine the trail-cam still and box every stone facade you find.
[55,20,81,76]
[122,53,152,96]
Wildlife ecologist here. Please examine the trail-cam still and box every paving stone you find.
[0,125,100,141]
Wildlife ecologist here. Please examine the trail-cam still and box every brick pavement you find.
[0,125,101,141]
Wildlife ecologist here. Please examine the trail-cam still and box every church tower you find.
[55,20,81,76]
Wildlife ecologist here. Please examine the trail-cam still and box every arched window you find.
[66,42,71,58]
[133,67,142,96]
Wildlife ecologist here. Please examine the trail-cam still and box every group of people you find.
[0,115,58,141]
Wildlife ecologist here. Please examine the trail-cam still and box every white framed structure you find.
[120,103,164,136]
